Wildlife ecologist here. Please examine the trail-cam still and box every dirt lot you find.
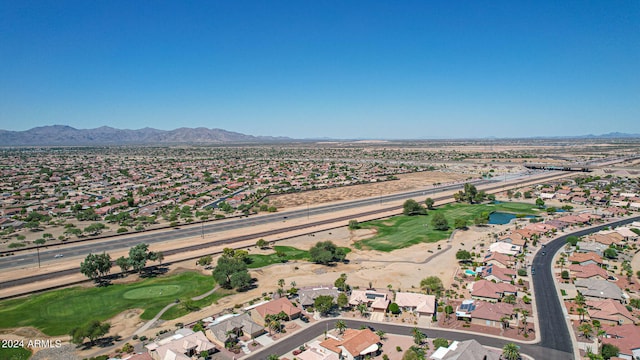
[269,171,471,209]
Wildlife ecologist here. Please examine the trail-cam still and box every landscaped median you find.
[0,272,229,336]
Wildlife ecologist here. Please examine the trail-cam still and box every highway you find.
[0,178,494,271]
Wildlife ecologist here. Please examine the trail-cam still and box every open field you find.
[355,202,540,251]
[247,245,351,269]
[0,272,222,336]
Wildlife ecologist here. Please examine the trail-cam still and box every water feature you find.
[488,212,535,225]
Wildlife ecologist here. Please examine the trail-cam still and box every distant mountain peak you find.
[0,125,291,146]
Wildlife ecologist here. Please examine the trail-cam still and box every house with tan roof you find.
[569,252,604,267]
[319,329,381,360]
[205,313,264,348]
[296,340,340,360]
[394,292,436,317]
[586,299,637,326]
[349,289,390,313]
[568,264,609,281]
[146,330,216,360]
[251,297,301,325]
[481,264,516,283]
[482,252,513,268]
[470,280,517,302]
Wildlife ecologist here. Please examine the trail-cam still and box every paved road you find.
[244,319,572,360]
[532,215,640,353]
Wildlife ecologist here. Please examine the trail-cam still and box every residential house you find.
[574,279,625,302]
[205,313,264,348]
[430,339,500,360]
[468,301,516,328]
[297,340,340,360]
[251,297,301,325]
[349,289,391,313]
[480,264,516,283]
[569,252,604,267]
[298,286,340,308]
[482,252,513,268]
[319,329,381,360]
[394,292,436,317]
[602,324,640,360]
[568,264,609,281]
[470,280,517,302]
[575,241,608,257]
[146,330,216,360]
[587,299,637,326]
[488,242,521,256]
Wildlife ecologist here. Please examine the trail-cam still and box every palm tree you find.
[267,355,279,360]
[500,316,512,329]
[576,307,587,323]
[268,319,281,335]
[335,320,347,334]
[278,278,285,289]
[356,303,369,318]
[412,327,425,346]
[502,343,520,360]
[375,329,386,340]
[578,322,593,339]
[520,309,530,333]
[575,292,585,306]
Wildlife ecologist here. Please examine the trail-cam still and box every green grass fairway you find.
[0,272,221,336]
[355,202,539,252]
[0,347,31,360]
[247,245,351,268]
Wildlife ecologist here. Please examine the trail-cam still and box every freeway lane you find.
[532,214,640,353]
[244,319,572,360]
[0,179,493,271]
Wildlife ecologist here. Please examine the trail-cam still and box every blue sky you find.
[1,1,638,139]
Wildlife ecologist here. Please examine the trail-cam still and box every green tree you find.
[389,302,400,314]
[334,273,349,291]
[256,239,268,249]
[474,212,490,226]
[455,249,472,262]
[348,219,360,230]
[403,199,426,216]
[579,322,593,339]
[129,243,150,273]
[431,212,449,231]
[198,255,213,266]
[267,355,280,360]
[433,338,449,350]
[314,295,335,315]
[601,343,619,359]
[502,343,520,360]
[84,222,107,236]
[454,218,467,229]
[309,241,346,264]
[411,327,425,345]
[420,276,443,295]
[425,198,435,209]
[34,238,46,245]
[116,256,131,274]
[356,303,368,317]
[337,293,349,309]
[213,254,250,289]
[603,248,617,259]
[335,320,347,334]
[402,346,425,360]
[462,183,478,203]
[535,198,545,208]
[80,253,112,282]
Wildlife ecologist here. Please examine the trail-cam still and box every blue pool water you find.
[464,269,476,276]
[488,212,535,225]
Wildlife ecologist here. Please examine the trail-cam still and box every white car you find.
[54,254,64,258]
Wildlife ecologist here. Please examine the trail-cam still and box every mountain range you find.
[0,125,638,146]
[0,125,291,146]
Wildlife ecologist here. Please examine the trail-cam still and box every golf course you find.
[354,202,540,251]
[0,271,227,336]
